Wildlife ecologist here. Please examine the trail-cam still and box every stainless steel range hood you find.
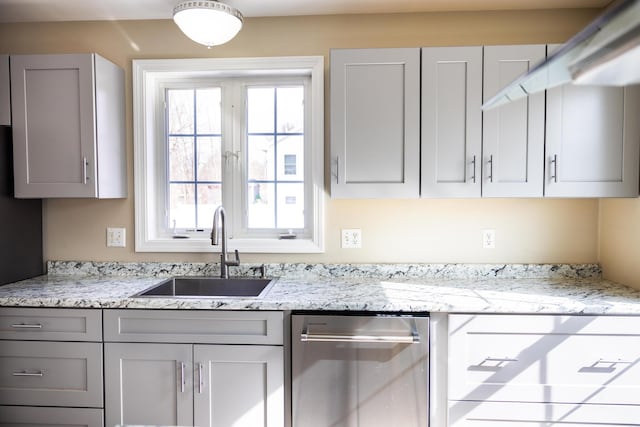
[483,0,640,110]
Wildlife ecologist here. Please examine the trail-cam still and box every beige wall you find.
[0,9,604,265]
[599,199,640,288]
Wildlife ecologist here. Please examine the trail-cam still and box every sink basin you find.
[133,277,274,298]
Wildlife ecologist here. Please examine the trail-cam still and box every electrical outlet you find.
[341,228,362,249]
[107,227,126,248]
[482,229,496,249]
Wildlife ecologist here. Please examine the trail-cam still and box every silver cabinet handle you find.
[470,155,477,184]
[550,154,558,183]
[82,157,88,183]
[197,363,204,394]
[579,359,633,373]
[300,328,419,344]
[179,362,185,393]
[11,323,43,329]
[12,370,44,377]
[335,157,340,184]
[488,155,494,183]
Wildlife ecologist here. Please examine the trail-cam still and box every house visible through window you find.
[133,56,325,253]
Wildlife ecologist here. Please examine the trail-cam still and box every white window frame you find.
[133,56,324,253]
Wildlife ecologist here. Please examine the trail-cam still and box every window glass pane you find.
[167,89,194,134]
[248,183,275,228]
[277,87,304,133]
[247,87,275,133]
[169,136,194,181]
[277,183,305,229]
[169,183,195,229]
[248,135,275,181]
[196,88,222,134]
[196,184,221,229]
[277,136,304,181]
[197,136,222,181]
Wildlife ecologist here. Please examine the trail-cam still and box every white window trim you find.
[132,56,325,253]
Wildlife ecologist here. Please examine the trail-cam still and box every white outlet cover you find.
[482,229,495,249]
[341,228,362,249]
[107,227,126,248]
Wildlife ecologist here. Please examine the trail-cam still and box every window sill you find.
[135,236,324,254]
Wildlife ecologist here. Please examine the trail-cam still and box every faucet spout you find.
[211,206,240,279]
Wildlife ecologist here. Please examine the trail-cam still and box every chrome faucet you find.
[211,206,240,279]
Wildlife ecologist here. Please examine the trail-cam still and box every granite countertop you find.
[2,261,640,314]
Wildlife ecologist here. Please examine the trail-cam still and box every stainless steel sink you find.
[133,277,274,298]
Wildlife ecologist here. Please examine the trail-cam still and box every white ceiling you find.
[0,0,612,23]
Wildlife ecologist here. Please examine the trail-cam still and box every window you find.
[133,57,324,253]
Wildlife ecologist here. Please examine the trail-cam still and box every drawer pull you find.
[469,357,519,372]
[179,362,185,393]
[10,323,43,329]
[12,370,44,377]
[579,359,633,373]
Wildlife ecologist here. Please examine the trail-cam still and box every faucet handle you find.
[230,249,240,266]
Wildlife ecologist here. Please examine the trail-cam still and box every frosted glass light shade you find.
[173,1,243,47]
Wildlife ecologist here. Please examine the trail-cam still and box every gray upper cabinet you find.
[545,81,640,197]
[0,55,9,126]
[10,53,126,198]
[482,45,546,197]
[330,48,420,198]
[421,46,483,198]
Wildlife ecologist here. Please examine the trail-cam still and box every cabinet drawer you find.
[0,307,102,341]
[449,400,640,426]
[104,309,283,345]
[449,314,640,405]
[0,341,103,407]
[0,406,103,427]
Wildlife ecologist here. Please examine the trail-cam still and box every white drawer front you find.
[0,341,103,407]
[449,314,640,405]
[0,307,102,341]
[0,405,104,427]
[449,400,640,426]
[104,309,283,345]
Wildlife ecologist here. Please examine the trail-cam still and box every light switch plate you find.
[107,227,126,248]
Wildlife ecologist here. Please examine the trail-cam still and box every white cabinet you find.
[545,83,640,197]
[448,314,640,426]
[0,55,9,126]
[482,45,546,197]
[10,53,126,198]
[104,309,284,427]
[0,307,103,427]
[421,46,483,198]
[330,48,420,198]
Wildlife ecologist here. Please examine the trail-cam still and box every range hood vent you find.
[483,0,640,110]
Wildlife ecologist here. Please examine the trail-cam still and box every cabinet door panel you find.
[0,341,103,407]
[330,48,420,198]
[10,54,97,197]
[422,46,482,198]
[483,45,545,197]
[194,344,284,427]
[104,342,193,427]
[545,46,640,197]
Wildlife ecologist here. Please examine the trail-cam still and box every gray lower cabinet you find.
[104,309,285,427]
[0,307,104,427]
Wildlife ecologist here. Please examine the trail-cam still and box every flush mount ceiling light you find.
[173,0,243,48]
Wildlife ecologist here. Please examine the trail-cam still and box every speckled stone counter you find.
[1,262,640,314]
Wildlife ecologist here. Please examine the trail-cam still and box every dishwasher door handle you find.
[300,330,420,344]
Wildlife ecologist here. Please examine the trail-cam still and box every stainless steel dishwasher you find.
[291,312,429,427]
